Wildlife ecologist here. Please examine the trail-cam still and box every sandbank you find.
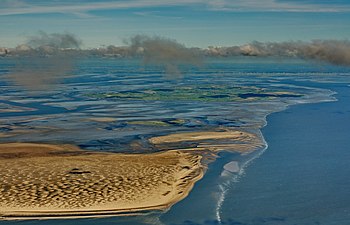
[149,130,264,153]
[0,129,262,220]
[0,143,203,220]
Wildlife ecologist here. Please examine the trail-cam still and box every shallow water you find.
[0,58,349,224]
[218,83,350,225]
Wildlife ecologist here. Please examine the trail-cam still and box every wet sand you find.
[87,117,118,123]
[0,143,203,220]
[150,130,264,153]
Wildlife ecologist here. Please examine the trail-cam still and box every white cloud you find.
[209,0,350,12]
[0,0,201,16]
[0,0,349,16]
[0,0,29,8]
[133,11,183,19]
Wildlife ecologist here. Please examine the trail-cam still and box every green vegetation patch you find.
[88,85,302,102]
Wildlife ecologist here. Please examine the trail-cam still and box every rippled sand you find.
[0,129,262,220]
[0,143,203,220]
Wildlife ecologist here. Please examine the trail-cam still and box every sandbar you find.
[149,130,264,153]
[0,129,262,220]
[0,143,203,220]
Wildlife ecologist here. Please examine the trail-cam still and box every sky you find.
[1,0,350,48]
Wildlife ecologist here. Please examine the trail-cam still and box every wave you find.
[214,86,337,224]
[215,130,268,223]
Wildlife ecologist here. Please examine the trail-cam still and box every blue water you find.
[218,83,350,225]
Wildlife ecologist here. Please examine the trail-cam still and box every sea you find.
[0,57,349,225]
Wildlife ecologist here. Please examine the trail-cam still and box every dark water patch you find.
[103,122,128,130]
[201,94,231,99]
[78,135,156,153]
[0,99,93,118]
[153,88,174,92]
[0,127,12,132]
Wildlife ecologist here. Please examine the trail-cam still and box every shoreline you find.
[213,84,350,224]
[213,85,338,222]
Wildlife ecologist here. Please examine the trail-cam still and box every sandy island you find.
[0,130,262,220]
[0,143,203,220]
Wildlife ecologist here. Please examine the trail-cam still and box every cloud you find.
[7,56,74,91]
[4,33,350,68]
[300,40,350,66]
[5,32,81,91]
[0,0,28,8]
[26,31,82,49]
[0,0,350,16]
[127,35,202,76]
[208,0,350,12]
[0,0,201,16]
[5,33,202,90]
[133,11,183,19]
[206,40,350,66]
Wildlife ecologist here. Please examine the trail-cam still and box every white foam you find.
[222,161,240,174]
[213,85,338,223]
[215,130,268,224]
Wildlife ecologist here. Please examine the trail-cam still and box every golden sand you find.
[0,143,203,220]
[149,130,244,144]
[150,130,264,154]
[0,129,262,220]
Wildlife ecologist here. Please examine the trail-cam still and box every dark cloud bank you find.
[206,40,350,66]
[3,34,350,67]
[0,32,350,69]
[1,32,350,90]
[27,31,82,50]
[3,33,203,90]
[127,35,202,76]
[4,32,82,90]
